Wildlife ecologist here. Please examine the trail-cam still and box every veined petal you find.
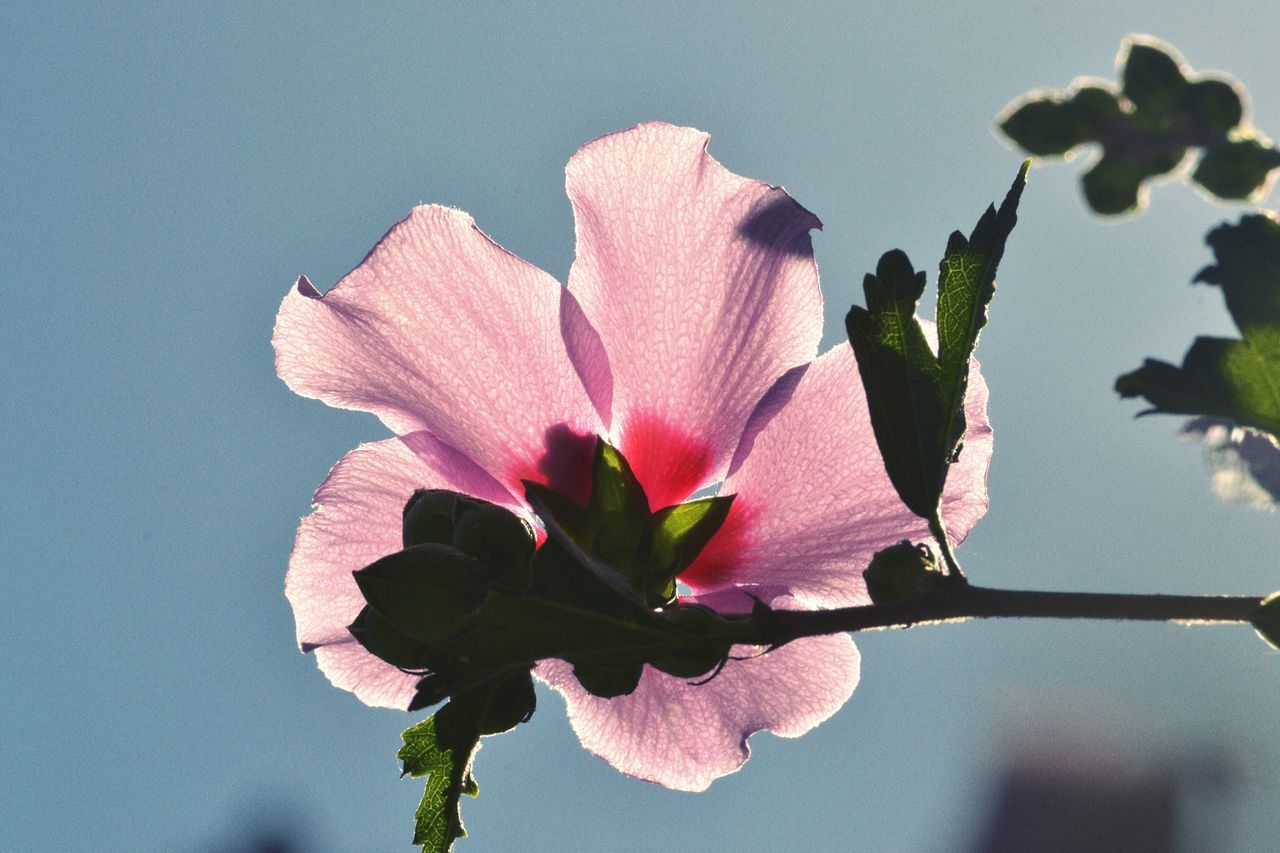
[286,434,526,709]
[681,341,993,607]
[536,589,859,791]
[565,123,823,508]
[273,205,603,501]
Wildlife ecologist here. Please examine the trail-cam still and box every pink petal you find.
[536,590,860,792]
[681,340,993,607]
[286,434,527,709]
[274,205,603,502]
[565,123,824,508]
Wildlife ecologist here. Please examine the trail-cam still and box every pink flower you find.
[275,123,993,792]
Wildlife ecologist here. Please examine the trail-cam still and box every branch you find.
[745,585,1265,648]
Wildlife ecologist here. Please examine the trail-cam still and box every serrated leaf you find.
[1196,214,1280,347]
[1117,338,1280,438]
[1118,214,1280,442]
[1184,79,1244,133]
[846,250,945,519]
[398,713,481,853]
[846,165,1026,524]
[936,161,1028,458]
[398,673,537,853]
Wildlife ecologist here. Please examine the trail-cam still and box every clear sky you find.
[3,2,1277,851]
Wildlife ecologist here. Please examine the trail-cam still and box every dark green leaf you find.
[999,98,1091,157]
[1196,214,1280,348]
[846,250,945,519]
[863,540,942,604]
[1250,591,1280,651]
[588,438,651,528]
[468,670,537,736]
[1121,41,1188,113]
[1184,79,1245,133]
[1116,338,1280,437]
[846,165,1026,524]
[1193,137,1280,201]
[997,36,1273,212]
[398,672,536,853]
[523,481,642,602]
[1118,214,1280,441]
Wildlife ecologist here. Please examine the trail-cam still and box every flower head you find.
[275,123,993,791]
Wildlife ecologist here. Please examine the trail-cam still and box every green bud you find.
[452,499,536,588]
[863,540,942,604]
[353,544,491,644]
[348,605,434,670]
[472,670,537,735]
[572,662,644,698]
[402,489,461,548]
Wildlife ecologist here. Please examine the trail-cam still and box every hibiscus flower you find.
[275,122,993,792]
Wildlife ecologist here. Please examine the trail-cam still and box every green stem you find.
[927,512,964,582]
[744,584,1264,648]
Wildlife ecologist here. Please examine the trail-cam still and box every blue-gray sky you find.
[3,2,1277,850]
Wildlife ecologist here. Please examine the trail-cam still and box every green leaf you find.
[1197,214,1280,349]
[846,250,945,520]
[936,160,1028,460]
[1121,41,1188,113]
[398,672,536,853]
[1251,591,1280,651]
[1082,147,1186,215]
[1116,338,1280,437]
[998,97,1091,157]
[1193,137,1280,201]
[360,529,750,706]
[1117,213,1280,441]
[1184,79,1245,134]
[649,495,734,586]
[398,712,480,853]
[997,36,1275,213]
[846,164,1027,524]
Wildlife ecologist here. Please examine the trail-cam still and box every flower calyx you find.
[349,444,754,710]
